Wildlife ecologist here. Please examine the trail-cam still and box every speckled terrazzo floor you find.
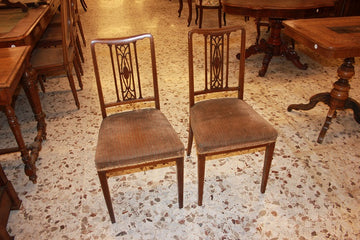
[1,0,360,239]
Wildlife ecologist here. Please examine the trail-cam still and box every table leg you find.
[288,58,360,143]
[240,18,307,77]
[21,64,47,182]
[4,105,35,182]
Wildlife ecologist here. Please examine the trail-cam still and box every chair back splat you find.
[91,34,184,223]
[187,26,278,206]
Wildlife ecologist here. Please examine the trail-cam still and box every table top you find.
[0,46,31,104]
[283,16,360,59]
[222,0,337,18]
[0,0,59,48]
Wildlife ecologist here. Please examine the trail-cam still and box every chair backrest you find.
[188,25,246,107]
[60,0,73,65]
[91,33,160,119]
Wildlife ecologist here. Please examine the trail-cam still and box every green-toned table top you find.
[0,8,27,34]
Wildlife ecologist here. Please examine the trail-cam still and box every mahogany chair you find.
[187,26,278,206]
[91,33,184,223]
[195,0,226,28]
[31,0,82,109]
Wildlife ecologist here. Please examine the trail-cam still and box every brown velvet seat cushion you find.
[190,98,278,154]
[95,108,184,171]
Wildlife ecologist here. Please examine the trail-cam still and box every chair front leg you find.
[197,154,206,206]
[261,142,275,193]
[176,157,184,208]
[98,171,116,223]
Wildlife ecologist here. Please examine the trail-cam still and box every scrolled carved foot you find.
[344,97,360,124]
[287,93,330,112]
[283,46,308,70]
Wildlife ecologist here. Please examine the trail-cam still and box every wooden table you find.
[222,0,336,76]
[0,0,59,48]
[0,1,59,182]
[0,46,45,183]
[284,16,360,143]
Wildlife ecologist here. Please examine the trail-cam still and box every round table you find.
[222,0,337,76]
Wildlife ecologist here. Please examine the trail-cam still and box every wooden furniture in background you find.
[187,26,278,206]
[0,1,59,182]
[0,0,60,49]
[284,16,360,143]
[91,33,184,223]
[336,0,360,16]
[222,0,336,77]
[31,0,82,109]
[0,46,46,183]
[0,164,21,240]
[194,0,225,28]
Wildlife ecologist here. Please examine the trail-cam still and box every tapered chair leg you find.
[176,157,184,208]
[65,69,80,109]
[197,155,206,206]
[261,142,275,193]
[75,35,84,63]
[77,19,86,46]
[73,60,83,90]
[98,172,116,223]
[187,126,193,156]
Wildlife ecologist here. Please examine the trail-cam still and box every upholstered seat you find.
[95,109,184,171]
[190,98,277,154]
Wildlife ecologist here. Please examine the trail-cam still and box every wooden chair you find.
[90,33,184,223]
[31,0,82,109]
[195,0,226,28]
[37,0,86,64]
[187,26,278,206]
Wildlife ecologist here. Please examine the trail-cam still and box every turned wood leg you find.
[22,65,46,141]
[289,58,358,143]
[259,45,274,77]
[4,105,35,183]
[317,58,354,143]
